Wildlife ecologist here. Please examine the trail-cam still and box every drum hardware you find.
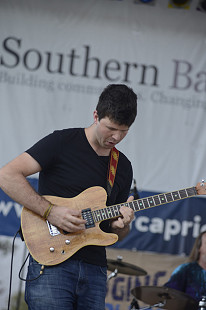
[107,255,147,281]
[130,297,165,310]
[130,297,140,310]
[199,296,206,310]
[131,286,198,310]
[107,267,118,281]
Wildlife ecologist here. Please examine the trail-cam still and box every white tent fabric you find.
[0,0,205,193]
[0,0,206,247]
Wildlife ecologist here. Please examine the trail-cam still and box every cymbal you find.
[107,259,147,276]
[131,286,198,310]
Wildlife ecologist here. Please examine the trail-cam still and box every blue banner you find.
[1,179,206,255]
[0,178,38,237]
[112,190,206,256]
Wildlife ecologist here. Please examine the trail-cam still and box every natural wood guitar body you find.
[21,182,204,266]
[21,187,118,266]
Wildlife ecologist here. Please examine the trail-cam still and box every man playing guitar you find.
[0,84,137,310]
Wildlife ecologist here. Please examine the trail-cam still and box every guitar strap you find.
[107,147,119,197]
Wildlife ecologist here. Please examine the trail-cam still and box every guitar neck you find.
[92,186,197,223]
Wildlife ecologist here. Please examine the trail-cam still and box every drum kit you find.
[107,256,199,310]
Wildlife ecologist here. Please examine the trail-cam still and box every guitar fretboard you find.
[92,186,197,223]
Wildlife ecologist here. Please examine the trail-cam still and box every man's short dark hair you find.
[96,84,137,127]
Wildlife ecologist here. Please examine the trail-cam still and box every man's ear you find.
[93,110,99,124]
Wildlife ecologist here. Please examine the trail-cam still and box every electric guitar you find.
[21,182,206,266]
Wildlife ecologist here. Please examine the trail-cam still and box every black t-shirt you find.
[26,128,133,266]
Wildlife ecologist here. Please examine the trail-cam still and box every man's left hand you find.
[110,195,134,230]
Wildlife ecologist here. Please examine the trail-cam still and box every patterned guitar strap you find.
[107,147,119,197]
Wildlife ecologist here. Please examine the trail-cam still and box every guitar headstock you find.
[196,180,206,195]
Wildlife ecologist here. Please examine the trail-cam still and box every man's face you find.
[94,112,129,149]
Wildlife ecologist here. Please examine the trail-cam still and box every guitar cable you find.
[18,255,45,282]
[18,226,45,282]
[7,228,45,310]
[7,229,19,310]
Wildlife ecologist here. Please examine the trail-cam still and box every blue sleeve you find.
[164,264,188,291]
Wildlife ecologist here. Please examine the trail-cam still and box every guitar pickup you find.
[82,208,95,229]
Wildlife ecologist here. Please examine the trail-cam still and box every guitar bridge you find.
[82,208,95,229]
[47,221,61,236]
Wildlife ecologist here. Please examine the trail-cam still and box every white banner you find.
[0,0,206,193]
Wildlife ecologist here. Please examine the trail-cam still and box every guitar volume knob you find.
[65,240,70,245]
[49,247,55,252]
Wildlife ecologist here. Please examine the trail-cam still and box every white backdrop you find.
[0,0,206,193]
